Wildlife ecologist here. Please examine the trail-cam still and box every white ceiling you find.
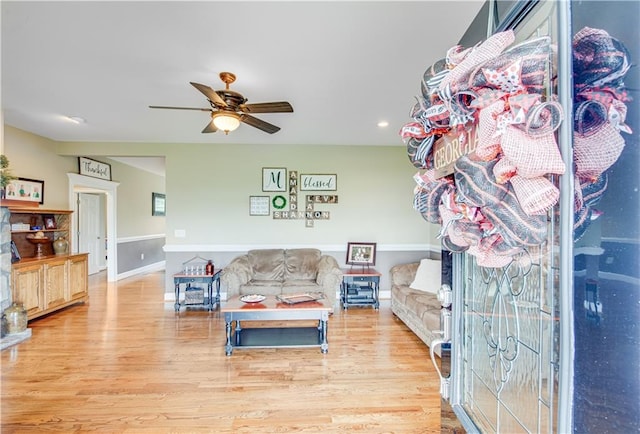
[2,1,484,159]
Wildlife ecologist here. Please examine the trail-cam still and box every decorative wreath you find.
[401,28,632,268]
[272,195,287,210]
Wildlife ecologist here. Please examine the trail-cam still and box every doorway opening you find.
[67,173,119,282]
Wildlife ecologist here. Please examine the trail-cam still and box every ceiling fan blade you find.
[240,114,281,134]
[190,82,228,108]
[201,120,218,133]
[149,105,211,111]
[240,101,294,114]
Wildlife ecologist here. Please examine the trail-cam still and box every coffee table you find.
[221,295,331,356]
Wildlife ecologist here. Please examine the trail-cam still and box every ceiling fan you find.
[149,72,293,134]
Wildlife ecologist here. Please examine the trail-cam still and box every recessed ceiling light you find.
[66,116,86,124]
[377,121,389,128]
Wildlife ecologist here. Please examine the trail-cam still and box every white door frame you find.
[68,173,119,282]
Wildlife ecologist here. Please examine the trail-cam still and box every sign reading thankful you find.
[78,157,112,181]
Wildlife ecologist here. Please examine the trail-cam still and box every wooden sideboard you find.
[8,207,89,320]
[11,253,89,320]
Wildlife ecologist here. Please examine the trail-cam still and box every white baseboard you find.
[117,261,165,280]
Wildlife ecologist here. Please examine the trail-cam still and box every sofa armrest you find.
[390,262,420,288]
[221,255,252,299]
[316,255,342,309]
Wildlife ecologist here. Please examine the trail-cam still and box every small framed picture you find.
[152,192,166,216]
[249,196,270,216]
[43,214,57,229]
[346,242,377,266]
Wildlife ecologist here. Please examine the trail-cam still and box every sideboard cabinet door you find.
[11,264,43,317]
[68,255,88,301]
[44,258,68,309]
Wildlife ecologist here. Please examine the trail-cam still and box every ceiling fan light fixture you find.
[212,111,240,134]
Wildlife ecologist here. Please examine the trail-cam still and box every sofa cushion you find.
[284,248,321,280]
[248,249,285,281]
[409,258,441,294]
[410,293,442,320]
[240,280,283,296]
[281,279,321,293]
[393,286,441,331]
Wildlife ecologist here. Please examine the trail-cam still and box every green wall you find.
[56,140,438,247]
[5,125,440,250]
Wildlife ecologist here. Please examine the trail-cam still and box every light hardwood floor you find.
[1,271,441,433]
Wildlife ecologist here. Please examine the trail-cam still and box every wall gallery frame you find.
[4,177,45,204]
[262,167,287,192]
[346,242,377,266]
[152,192,166,216]
[249,196,270,216]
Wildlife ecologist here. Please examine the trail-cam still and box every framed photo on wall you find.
[346,242,377,266]
[3,177,44,204]
[152,192,166,216]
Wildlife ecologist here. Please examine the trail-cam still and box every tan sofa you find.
[390,260,442,355]
[221,248,342,310]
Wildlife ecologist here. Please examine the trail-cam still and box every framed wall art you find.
[346,242,377,266]
[3,177,44,204]
[262,167,287,192]
[249,196,270,216]
[152,192,166,216]
[78,157,112,181]
[300,174,337,191]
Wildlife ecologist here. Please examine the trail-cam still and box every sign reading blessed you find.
[78,157,112,181]
[300,174,337,191]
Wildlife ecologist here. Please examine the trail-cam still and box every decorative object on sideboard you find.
[43,214,56,229]
[26,231,50,257]
[53,236,69,255]
[10,240,21,263]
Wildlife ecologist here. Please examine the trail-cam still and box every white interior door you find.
[78,193,102,275]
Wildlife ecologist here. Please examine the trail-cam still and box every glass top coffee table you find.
[221,294,331,356]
